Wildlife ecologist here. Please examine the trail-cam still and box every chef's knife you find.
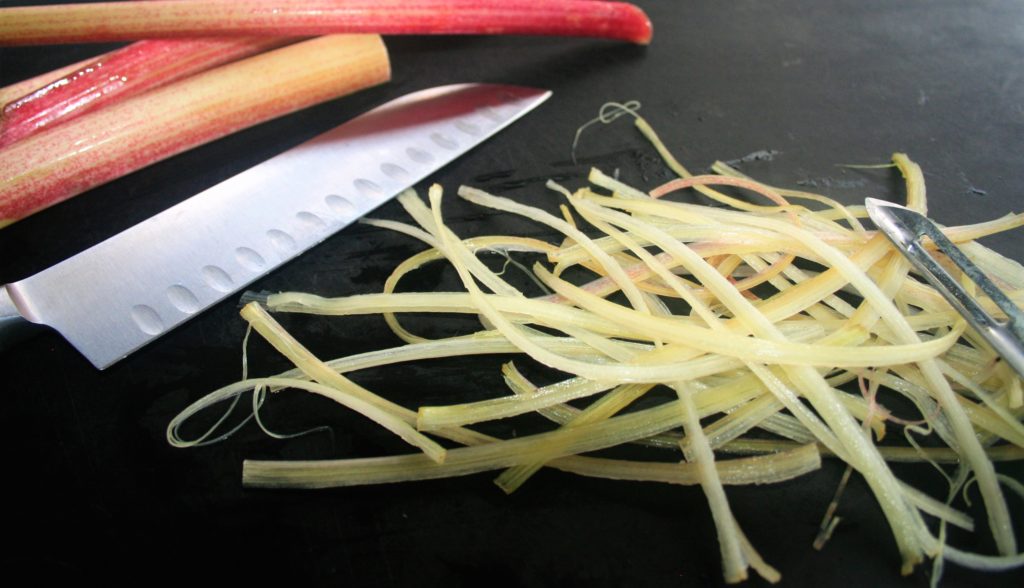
[0,83,551,369]
[865,197,1024,378]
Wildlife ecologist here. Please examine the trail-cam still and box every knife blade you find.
[0,83,551,369]
[865,197,1024,378]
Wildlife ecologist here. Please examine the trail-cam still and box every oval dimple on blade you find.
[235,247,267,272]
[407,147,434,164]
[380,162,410,181]
[201,265,235,293]
[130,304,165,336]
[455,120,482,136]
[296,210,327,230]
[167,284,201,314]
[325,194,358,217]
[353,179,384,199]
[267,229,298,254]
[430,132,459,150]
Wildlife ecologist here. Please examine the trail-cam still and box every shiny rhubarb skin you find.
[0,34,391,228]
[0,55,98,106]
[0,37,293,148]
[0,0,170,103]
[0,0,653,46]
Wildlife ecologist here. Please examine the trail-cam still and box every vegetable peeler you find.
[866,197,1024,379]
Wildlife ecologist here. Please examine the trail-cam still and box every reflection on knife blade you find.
[0,83,551,369]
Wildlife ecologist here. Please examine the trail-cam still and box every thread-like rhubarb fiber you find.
[0,37,293,148]
[0,34,390,228]
[0,0,653,46]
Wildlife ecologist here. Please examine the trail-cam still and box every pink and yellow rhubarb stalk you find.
[0,34,390,227]
[0,37,293,147]
[0,0,653,46]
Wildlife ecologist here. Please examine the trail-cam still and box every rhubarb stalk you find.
[0,34,390,228]
[0,37,294,148]
[0,0,653,46]
[0,54,99,106]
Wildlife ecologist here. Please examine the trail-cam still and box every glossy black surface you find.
[1,1,1022,586]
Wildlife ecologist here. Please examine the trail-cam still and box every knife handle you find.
[0,285,46,352]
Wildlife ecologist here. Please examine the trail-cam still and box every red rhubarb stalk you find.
[0,34,391,228]
[0,37,293,148]
[0,0,169,103]
[0,54,99,106]
[0,0,653,46]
